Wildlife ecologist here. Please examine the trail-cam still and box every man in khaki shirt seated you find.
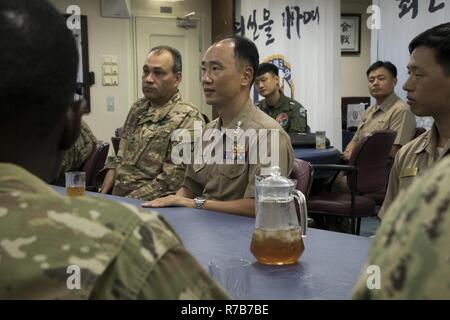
[379,23,450,219]
[342,61,416,161]
[142,36,294,217]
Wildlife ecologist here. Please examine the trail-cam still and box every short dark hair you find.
[366,61,397,78]
[0,0,78,137]
[409,22,450,76]
[256,63,279,77]
[220,35,259,85]
[149,45,182,73]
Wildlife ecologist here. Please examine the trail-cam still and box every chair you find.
[413,127,426,139]
[290,159,314,227]
[111,136,121,155]
[307,130,397,235]
[82,141,110,191]
[111,127,123,155]
[289,159,314,198]
[115,127,123,137]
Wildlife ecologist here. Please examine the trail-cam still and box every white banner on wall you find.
[371,0,450,129]
[235,0,342,149]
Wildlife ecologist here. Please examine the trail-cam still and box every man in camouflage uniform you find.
[53,119,97,185]
[255,62,310,133]
[378,23,450,218]
[0,0,228,300]
[352,154,450,299]
[100,46,205,201]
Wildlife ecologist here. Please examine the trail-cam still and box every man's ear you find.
[58,100,84,151]
[241,66,254,86]
[174,71,182,88]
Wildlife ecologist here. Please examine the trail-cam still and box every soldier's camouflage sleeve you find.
[56,120,97,183]
[103,101,142,172]
[352,156,450,299]
[0,163,229,300]
[126,109,205,201]
[288,103,309,133]
[89,202,230,300]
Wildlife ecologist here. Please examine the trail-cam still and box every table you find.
[294,147,341,165]
[53,186,372,300]
[294,147,341,180]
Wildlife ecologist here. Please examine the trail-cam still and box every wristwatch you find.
[194,197,207,210]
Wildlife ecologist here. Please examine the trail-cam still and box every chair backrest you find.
[111,136,121,155]
[413,127,426,139]
[82,142,110,186]
[289,159,314,198]
[115,127,123,138]
[348,130,396,194]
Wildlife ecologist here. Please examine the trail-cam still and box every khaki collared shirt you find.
[379,124,450,218]
[104,92,205,201]
[182,99,294,201]
[352,93,416,146]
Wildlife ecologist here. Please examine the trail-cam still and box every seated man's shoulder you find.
[173,100,200,113]
[252,107,286,130]
[392,97,412,112]
[255,99,265,109]
[395,131,429,163]
[170,101,204,121]
[286,98,307,115]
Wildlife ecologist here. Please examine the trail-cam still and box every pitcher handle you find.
[294,190,308,237]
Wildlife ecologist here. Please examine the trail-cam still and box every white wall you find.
[49,0,211,146]
[340,0,371,97]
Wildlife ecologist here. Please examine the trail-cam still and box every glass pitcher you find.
[250,166,308,265]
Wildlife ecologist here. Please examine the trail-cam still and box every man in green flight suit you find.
[0,0,228,300]
[255,62,310,133]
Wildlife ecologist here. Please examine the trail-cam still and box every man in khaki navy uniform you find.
[0,0,229,300]
[142,36,294,218]
[378,23,450,219]
[342,61,416,161]
[255,62,310,133]
[53,120,97,185]
[352,153,450,299]
[101,46,205,201]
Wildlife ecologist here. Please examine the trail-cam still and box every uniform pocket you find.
[218,164,247,179]
[124,126,172,165]
[193,163,207,173]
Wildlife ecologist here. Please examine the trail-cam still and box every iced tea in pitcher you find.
[251,167,307,265]
[250,228,304,265]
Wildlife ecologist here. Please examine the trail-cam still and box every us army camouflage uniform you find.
[103,92,205,201]
[256,93,310,133]
[0,163,229,299]
[55,120,97,184]
[352,155,450,299]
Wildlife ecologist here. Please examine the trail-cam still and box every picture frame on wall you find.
[341,14,361,55]
[63,14,92,113]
